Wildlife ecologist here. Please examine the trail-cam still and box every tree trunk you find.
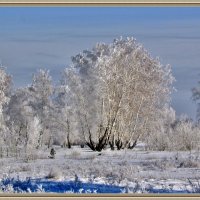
[66,119,71,149]
[115,138,123,150]
[67,133,71,149]
[86,127,109,152]
[127,139,137,149]
[109,134,115,150]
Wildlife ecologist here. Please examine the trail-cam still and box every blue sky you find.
[0,7,200,119]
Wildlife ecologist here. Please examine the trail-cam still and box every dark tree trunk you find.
[115,139,123,150]
[36,130,43,149]
[127,140,137,149]
[66,119,71,149]
[86,130,96,151]
[67,133,71,149]
[109,135,115,150]
[86,128,109,152]
[47,136,52,149]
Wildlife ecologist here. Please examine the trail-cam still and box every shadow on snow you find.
[1,178,125,193]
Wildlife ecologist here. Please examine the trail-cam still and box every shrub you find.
[145,116,200,151]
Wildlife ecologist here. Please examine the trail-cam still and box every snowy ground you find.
[1,143,200,193]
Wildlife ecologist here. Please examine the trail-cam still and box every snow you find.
[1,143,200,193]
[0,177,199,193]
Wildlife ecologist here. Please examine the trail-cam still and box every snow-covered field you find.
[1,143,200,193]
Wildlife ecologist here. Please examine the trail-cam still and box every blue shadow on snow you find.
[1,178,125,193]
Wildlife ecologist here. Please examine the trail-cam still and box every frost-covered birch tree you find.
[50,85,74,148]
[29,69,53,147]
[6,69,53,150]
[192,78,200,120]
[0,67,12,146]
[6,87,43,154]
[63,37,174,151]
[26,116,42,151]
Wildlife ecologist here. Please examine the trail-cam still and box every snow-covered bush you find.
[172,118,200,151]
[144,106,175,151]
[145,112,200,151]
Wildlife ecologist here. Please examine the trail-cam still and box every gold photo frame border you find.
[0,0,200,5]
[0,2,200,5]
[0,1,200,199]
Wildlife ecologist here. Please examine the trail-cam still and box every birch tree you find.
[62,37,174,151]
[192,78,200,120]
[50,85,74,148]
[6,87,42,153]
[0,67,12,146]
[7,69,53,149]
[29,69,53,147]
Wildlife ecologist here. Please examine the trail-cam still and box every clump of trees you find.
[1,36,200,157]
[63,37,174,151]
